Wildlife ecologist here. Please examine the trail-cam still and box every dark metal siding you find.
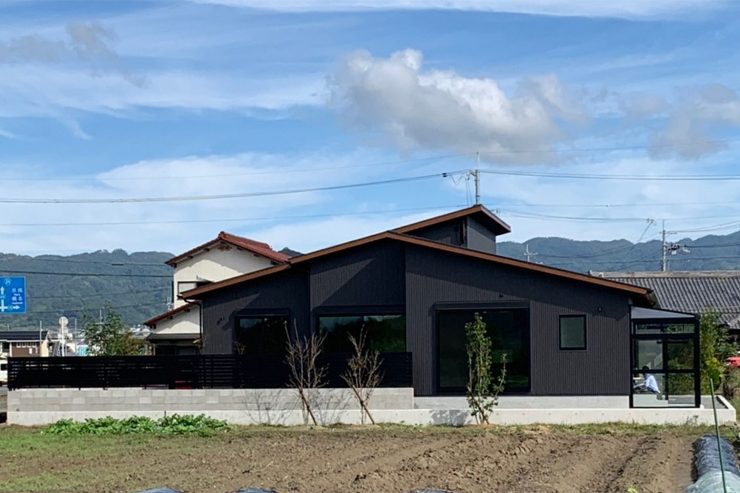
[200,269,310,354]
[465,216,497,254]
[309,241,405,327]
[405,245,631,396]
[406,220,464,247]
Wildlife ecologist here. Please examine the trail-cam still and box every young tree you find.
[465,312,506,425]
[83,309,145,356]
[342,329,384,425]
[284,326,328,426]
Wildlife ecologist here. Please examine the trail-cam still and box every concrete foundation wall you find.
[7,388,735,426]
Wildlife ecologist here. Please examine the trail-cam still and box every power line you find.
[0,204,467,227]
[0,270,171,278]
[480,169,740,181]
[0,171,466,204]
[0,153,474,183]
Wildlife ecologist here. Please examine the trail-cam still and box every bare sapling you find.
[342,329,384,424]
[465,312,507,425]
[284,326,328,426]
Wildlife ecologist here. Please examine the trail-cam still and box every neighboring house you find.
[145,232,289,355]
[182,205,700,408]
[0,330,50,357]
[592,271,740,332]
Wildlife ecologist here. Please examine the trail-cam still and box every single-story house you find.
[182,205,700,408]
[592,270,740,333]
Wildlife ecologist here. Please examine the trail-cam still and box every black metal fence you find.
[7,352,413,390]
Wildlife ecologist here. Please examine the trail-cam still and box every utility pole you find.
[473,151,480,204]
[524,244,538,263]
[661,219,690,271]
[661,220,668,272]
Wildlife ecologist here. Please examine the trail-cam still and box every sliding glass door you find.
[436,307,530,393]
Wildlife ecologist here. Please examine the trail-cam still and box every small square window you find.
[560,315,586,350]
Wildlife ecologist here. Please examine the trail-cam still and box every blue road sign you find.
[0,277,26,314]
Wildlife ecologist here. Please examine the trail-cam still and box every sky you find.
[1,0,740,256]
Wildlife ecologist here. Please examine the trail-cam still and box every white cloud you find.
[0,65,325,120]
[0,151,370,255]
[647,84,740,160]
[330,49,585,164]
[0,21,143,86]
[188,0,728,19]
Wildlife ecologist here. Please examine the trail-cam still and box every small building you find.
[182,206,700,408]
[592,270,740,333]
[144,232,289,355]
[0,330,50,358]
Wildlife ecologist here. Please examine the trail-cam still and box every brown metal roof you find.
[183,231,653,303]
[165,231,289,266]
[393,204,511,236]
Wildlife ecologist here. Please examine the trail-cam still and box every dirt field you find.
[0,424,711,493]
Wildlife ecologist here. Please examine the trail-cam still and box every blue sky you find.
[1,0,740,255]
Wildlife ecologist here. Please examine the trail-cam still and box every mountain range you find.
[1,230,738,329]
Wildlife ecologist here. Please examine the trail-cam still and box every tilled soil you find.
[0,425,697,493]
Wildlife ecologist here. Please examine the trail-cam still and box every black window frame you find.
[315,305,406,354]
[233,309,291,355]
[559,314,587,350]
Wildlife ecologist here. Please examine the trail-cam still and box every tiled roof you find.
[166,231,289,266]
[0,330,49,341]
[593,271,740,328]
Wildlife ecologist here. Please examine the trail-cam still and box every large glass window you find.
[235,315,288,354]
[318,314,405,353]
[436,308,530,393]
[559,315,586,350]
[632,318,699,408]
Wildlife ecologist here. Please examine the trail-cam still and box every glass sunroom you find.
[631,307,700,408]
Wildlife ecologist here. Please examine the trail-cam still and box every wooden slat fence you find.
[7,353,413,390]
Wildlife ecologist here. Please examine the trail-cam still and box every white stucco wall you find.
[153,305,200,336]
[172,245,274,307]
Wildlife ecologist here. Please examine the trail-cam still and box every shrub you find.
[44,414,229,436]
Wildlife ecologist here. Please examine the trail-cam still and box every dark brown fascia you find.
[182,230,653,304]
[143,302,196,327]
[393,204,511,236]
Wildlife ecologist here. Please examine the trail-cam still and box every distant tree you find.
[82,309,145,356]
[700,309,737,392]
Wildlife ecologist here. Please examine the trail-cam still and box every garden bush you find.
[44,414,229,436]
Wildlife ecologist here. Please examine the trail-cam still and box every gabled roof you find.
[393,204,511,236]
[594,270,740,328]
[144,302,197,328]
[183,231,653,303]
[166,231,289,266]
[0,330,49,342]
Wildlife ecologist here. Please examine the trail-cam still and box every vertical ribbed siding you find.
[405,245,631,396]
[309,240,405,316]
[465,216,498,254]
[201,269,310,354]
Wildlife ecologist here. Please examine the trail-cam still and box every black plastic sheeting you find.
[136,489,277,493]
[694,435,740,477]
[685,435,740,493]
[137,489,450,493]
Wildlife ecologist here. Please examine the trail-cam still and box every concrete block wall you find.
[7,387,414,425]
